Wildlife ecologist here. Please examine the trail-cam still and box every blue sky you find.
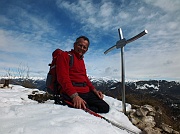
[0,0,180,81]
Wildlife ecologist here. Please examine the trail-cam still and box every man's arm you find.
[56,52,77,97]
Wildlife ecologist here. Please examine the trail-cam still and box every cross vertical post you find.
[118,28,126,114]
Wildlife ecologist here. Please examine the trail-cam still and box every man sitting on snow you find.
[56,36,109,113]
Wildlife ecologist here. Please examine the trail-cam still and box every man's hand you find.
[72,95,87,109]
[93,89,104,99]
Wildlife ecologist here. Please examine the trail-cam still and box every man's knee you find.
[99,102,110,113]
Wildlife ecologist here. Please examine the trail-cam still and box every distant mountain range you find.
[2,76,180,99]
[2,76,179,97]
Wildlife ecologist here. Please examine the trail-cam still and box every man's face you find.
[74,38,89,56]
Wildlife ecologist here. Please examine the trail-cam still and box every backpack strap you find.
[68,52,74,67]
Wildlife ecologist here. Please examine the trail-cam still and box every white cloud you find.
[56,0,121,32]
[145,0,180,12]
[99,2,113,17]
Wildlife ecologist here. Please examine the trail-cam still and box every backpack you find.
[46,49,74,96]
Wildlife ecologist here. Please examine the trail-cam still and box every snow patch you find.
[0,85,141,134]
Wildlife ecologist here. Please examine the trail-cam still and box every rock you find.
[127,104,179,134]
[172,130,180,134]
[137,121,146,130]
[131,104,141,109]
[136,105,156,117]
[143,105,155,112]
[136,108,149,117]
[142,116,156,128]
[131,116,141,125]
[161,123,174,133]
[147,111,156,117]
[32,90,39,94]
[143,127,161,134]
[28,92,53,103]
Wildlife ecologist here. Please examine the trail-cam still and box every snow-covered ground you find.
[0,85,141,134]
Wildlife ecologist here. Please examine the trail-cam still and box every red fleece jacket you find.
[56,49,95,97]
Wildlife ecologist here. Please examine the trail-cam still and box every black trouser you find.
[61,91,109,113]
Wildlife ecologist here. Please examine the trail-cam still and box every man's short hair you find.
[76,36,90,45]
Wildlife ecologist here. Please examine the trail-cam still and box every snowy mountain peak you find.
[88,76,119,83]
